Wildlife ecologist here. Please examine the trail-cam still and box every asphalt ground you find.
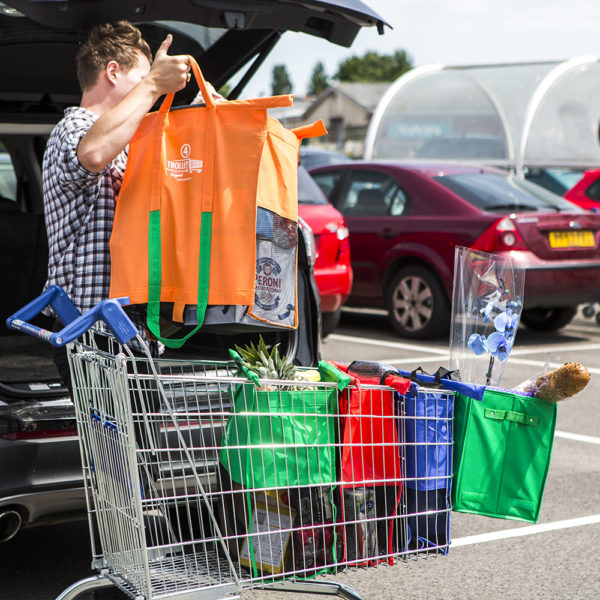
[2,308,600,600]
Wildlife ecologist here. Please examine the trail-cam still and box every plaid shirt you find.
[43,106,154,350]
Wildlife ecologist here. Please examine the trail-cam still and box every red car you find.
[563,169,600,211]
[310,161,600,339]
[298,166,352,336]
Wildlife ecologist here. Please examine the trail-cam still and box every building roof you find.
[327,81,392,112]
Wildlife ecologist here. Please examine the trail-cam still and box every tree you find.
[271,64,293,95]
[308,61,329,96]
[217,83,231,98]
[335,50,413,83]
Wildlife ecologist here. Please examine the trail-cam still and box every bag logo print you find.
[166,143,204,181]
[255,257,283,311]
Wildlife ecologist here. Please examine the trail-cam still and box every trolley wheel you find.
[582,304,596,318]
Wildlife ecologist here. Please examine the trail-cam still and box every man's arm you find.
[77,35,188,173]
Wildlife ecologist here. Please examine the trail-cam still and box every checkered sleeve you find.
[53,116,108,188]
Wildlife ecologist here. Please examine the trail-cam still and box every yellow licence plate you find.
[548,230,595,248]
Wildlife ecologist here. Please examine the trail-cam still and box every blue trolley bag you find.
[399,372,455,554]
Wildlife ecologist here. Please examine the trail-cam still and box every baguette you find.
[534,362,590,402]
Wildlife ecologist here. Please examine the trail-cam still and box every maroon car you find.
[310,161,600,339]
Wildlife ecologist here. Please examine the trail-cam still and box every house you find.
[269,81,392,157]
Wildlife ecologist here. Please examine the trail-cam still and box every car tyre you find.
[385,266,449,340]
[321,309,342,338]
[521,307,577,331]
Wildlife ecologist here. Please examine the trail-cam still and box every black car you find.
[0,0,387,541]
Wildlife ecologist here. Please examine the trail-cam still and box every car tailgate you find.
[513,212,600,260]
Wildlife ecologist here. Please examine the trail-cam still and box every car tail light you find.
[323,222,351,264]
[1,427,78,440]
[471,217,529,252]
[337,237,351,264]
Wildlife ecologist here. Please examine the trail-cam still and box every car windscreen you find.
[523,167,584,195]
[299,149,348,170]
[433,172,581,213]
[298,167,328,205]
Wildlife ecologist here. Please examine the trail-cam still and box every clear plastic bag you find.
[449,246,525,386]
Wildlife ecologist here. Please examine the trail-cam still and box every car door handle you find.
[378,229,398,239]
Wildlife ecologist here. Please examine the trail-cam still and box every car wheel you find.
[521,307,577,331]
[385,266,449,339]
[322,309,342,338]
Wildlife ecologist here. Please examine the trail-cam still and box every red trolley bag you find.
[330,361,410,566]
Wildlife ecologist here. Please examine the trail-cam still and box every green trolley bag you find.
[220,361,349,489]
[218,361,349,575]
[452,388,557,523]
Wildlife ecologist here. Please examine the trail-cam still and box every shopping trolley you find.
[7,287,454,600]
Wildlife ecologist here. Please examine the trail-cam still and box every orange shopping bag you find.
[109,57,325,347]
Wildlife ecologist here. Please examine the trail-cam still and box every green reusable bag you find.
[220,361,349,489]
[452,388,557,523]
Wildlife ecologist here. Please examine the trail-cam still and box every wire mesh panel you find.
[69,344,243,600]
[67,338,454,600]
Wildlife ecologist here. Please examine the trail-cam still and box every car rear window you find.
[434,172,580,213]
[298,167,328,205]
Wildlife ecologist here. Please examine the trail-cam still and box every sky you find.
[239,0,600,98]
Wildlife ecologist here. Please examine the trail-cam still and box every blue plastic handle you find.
[397,368,486,401]
[6,285,139,346]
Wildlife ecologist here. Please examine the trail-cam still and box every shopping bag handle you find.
[6,286,138,346]
[397,366,486,400]
[484,408,540,427]
[291,121,328,141]
[228,348,261,387]
[159,55,215,114]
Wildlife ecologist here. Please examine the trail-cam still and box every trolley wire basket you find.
[7,288,455,600]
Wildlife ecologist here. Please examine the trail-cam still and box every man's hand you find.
[77,34,192,173]
[144,35,190,100]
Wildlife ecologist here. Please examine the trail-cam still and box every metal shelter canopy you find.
[364,58,600,174]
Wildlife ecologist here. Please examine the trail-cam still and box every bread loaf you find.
[534,362,590,402]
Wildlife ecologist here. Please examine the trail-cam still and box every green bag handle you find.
[228,348,261,388]
[484,408,540,427]
[145,64,216,349]
[317,360,351,391]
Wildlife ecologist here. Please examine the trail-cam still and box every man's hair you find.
[76,21,152,91]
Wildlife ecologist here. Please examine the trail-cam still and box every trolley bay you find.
[1,307,599,600]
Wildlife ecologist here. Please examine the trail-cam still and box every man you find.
[43,21,192,374]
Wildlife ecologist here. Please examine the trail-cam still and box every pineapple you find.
[234,336,298,383]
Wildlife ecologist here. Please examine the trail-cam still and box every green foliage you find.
[335,50,413,82]
[271,64,293,95]
[308,61,329,96]
[217,83,231,98]
[234,336,297,381]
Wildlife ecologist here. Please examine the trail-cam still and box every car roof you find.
[311,160,508,177]
[0,1,388,114]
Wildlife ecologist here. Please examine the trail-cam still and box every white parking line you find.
[327,333,448,354]
[378,355,450,365]
[511,342,600,356]
[555,430,600,445]
[452,514,600,547]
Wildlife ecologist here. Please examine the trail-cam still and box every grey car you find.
[0,0,387,541]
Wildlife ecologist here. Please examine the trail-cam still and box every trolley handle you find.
[6,285,138,346]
